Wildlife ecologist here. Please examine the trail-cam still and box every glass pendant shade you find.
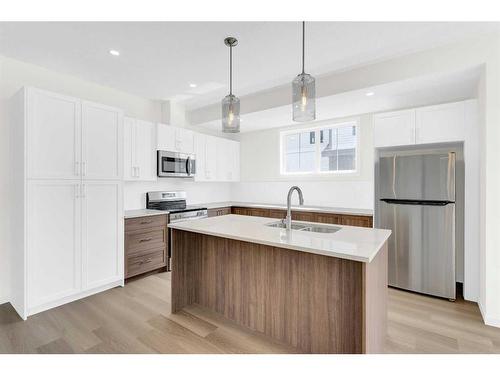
[222,94,240,133]
[292,72,316,122]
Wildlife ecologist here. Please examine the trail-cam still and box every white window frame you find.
[280,120,359,176]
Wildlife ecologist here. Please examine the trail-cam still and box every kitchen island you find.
[168,214,391,354]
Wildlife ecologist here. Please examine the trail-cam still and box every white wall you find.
[124,180,233,210]
[235,114,374,209]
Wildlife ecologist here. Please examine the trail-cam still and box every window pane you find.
[285,134,299,153]
[284,131,315,173]
[319,128,337,171]
[320,125,356,172]
[285,153,299,172]
[282,123,357,174]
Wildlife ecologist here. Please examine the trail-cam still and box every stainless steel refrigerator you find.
[377,152,456,300]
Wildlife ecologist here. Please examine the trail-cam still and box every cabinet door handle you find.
[140,220,153,225]
[139,237,153,242]
[140,258,153,264]
[75,161,80,176]
[82,162,87,176]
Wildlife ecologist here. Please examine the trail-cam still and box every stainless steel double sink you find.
[265,221,341,234]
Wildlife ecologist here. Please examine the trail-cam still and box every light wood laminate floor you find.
[1,272,499,354]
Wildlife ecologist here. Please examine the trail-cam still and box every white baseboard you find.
[26,278,123,318]
[478,300,500,328]
[0,295,9,305]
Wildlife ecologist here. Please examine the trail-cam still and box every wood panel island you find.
[168,214,391,354]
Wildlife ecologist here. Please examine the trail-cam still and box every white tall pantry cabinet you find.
[124,117,156,181]
[10,87,124,319]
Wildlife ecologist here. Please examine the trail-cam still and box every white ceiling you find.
[0,22,497,110]
[197,67,480,133]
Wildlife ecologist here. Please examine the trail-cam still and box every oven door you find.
[157,151,196,178]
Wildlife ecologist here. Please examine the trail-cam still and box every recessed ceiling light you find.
[189,83,197,88]
[109,50,120,56]
[365,91,375,96]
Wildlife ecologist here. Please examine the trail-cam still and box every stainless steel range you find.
[146,191,207,271]
[146,191,208,223]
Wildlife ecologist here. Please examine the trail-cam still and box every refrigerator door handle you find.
[380,199,453,206]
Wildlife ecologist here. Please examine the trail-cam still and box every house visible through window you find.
[281,121,358,174]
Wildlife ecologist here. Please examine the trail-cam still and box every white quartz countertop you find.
[168,214,390,263]
[189,201,374,216]
[125,202,373,219]
[124,209,167,219]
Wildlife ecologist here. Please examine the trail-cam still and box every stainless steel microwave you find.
[157,150,196,178]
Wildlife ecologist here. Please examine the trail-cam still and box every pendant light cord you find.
[229,44,233,96]
[302,21,305,74]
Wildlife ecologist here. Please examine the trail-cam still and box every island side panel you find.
[170,229,201,313]
[171,229,365,353]
[362,242,388,353]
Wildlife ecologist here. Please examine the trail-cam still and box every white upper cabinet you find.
[373,109,416,148]
[157,123,176,151]
[415,101,466,144]
[81,180,123,290]
[135,120,156,180]
[373,100,469,148]
[27,89,81,179]
[81,101,123,180]
[194,133,238,182]
[124,117,156,181]
[205,135,218,181]
[231,140,240,181]
[178,128,194,154]
[157,123,194,154]
[194,133,207,181]
[123,117,135,180]
[216,137,240,182]
[194,133,219,182]
[216,137,230,181]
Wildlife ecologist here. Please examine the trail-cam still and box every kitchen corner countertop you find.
[189,201,374,216]
[124,209,168,219]
[125,202,373,219]
[168,214,390,263]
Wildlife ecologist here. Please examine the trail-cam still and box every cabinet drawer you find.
[125,214,167,232]
[126,248,166,278]
[125,227,167,254]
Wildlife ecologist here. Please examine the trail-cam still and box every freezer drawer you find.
[379,201,456,299]
[379,152,455,201]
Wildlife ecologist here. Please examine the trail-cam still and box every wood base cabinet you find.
[125,214,168,279]
[231,206,373,228]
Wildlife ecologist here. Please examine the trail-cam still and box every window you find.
[281,122,358,175]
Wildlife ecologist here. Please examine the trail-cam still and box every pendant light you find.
[292,21,316,122]
[222,37,240,133]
